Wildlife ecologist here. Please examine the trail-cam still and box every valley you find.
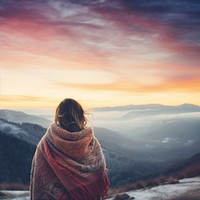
[0,104,200,189]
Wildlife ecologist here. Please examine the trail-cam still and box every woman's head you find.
[55,98,87,132]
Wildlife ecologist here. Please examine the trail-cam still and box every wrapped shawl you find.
[30,123,110,200]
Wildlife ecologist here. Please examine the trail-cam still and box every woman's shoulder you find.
[82,126,94,136]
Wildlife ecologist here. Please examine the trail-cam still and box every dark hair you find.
[55,98,87,132]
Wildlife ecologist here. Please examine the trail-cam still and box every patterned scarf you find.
[30,123,110,200]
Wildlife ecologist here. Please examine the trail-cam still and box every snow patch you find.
[184,140,194,145]
[108,177,200,200]
[145,144,154,148]
[0,191,29,200]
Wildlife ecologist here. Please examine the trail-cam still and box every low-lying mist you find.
[93,110,200,140]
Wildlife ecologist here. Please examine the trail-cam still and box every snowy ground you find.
[108,177,200,200]
[0,177,200,200]
[0,191,29,200]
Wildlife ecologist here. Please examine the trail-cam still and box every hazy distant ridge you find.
[1,106,200,187]
[0,109,51,128]
[0,118,159,187]
[94,103,200,112]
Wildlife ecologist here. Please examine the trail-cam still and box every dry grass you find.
[177,163,200,179]
[0,183,29,190]
[108,176,179,197]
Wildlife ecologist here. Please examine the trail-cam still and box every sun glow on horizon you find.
[1,0,200,109]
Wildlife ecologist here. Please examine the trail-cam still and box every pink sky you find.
[1,0,200,108]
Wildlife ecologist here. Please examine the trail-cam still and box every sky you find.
[1,0,200,109]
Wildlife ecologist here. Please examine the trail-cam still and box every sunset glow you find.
[1,0,200,109]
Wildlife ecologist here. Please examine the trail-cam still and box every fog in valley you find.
[12,104,200,161]
[93,105,200,140]
[1,104,200,189]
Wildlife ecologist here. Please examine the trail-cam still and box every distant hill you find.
[166,151,200,178]
[0,109,51,128]
[134,117,200,161]
[0,118,45,145]
[94,127,161,187]
[0,130,36,184]
[94,104,200,112]
[94,127,150,159]
[94,104,164,111]
[1,106,200,187]
[121,104,200,119]
[93,104,200,162]
[0,119,45,184]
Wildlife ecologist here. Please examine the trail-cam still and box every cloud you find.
[0,95,52,102]
[77,0,200,62]
[0,95,58,108]
[53,74,200,93]
[1,0,200,64]
[1,0,200,108]
[121,0,200,59]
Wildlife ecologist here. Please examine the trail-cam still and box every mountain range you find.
[93,104,200,161]
[0,109,51,128]
[94,103,200,112]
[0,105,200,188]
[0,117,158,187]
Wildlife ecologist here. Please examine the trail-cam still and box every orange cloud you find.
[52,75,200,94]
[0,95,58,108]
[1,0,200,108]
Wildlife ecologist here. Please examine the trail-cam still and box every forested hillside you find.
[0,119,160,187]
